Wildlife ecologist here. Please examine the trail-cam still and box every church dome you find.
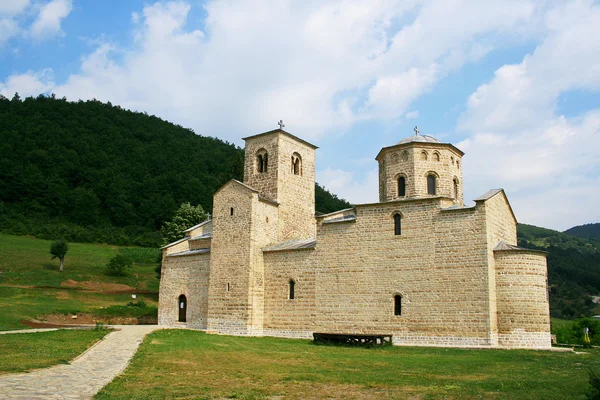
[397,134,441,145]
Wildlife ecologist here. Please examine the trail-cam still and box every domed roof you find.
[397,134,441,145]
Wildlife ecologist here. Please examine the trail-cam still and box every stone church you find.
[158,127,551,349]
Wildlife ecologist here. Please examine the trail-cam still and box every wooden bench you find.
[313,333,393,347]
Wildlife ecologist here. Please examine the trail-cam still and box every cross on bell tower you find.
[278,120,285,130]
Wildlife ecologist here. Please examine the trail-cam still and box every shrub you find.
[105,254,133,276]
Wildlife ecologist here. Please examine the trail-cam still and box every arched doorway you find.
[178,294,187,323]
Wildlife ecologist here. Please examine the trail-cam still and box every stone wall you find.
[206,182,255,334]
[262,197,498,347]
[495,250,551,348]
[158,253,210,328]
[378,143,463,204]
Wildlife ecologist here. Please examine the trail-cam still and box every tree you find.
[105,254,133,276]
[161,202,208,245]
[50,240,68,272]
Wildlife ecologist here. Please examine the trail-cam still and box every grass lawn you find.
[0,233,160,330]
[0,329,109,374]
[96,330,600,400]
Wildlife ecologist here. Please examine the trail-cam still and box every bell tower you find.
[243,126,318,240]
[376,127,465,204]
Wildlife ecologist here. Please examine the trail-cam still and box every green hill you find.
[564,223,600,240]
[518,223,600,318]
[0,95,350,246]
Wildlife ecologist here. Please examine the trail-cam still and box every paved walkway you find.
[0,325,161,399]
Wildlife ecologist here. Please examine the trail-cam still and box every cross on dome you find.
[414,126,420,136]
[278,120,285,130]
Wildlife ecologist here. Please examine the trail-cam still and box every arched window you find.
[256,150,268,173]
[289,279,295,300]
[420,151,428,161]
[401,151,409,161]
[394,213,402,235]
[291,153,302,176]
[397,176,406,197]
[178,294,187,322]
[453,178,459,200]
[427,174,436,195]
[257,154,264,173]
[394,295,402,316]
[433,152,440,161]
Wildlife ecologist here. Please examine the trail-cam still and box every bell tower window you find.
[256,149,268,173]
[397,176,406,197]
[427,174,437,195]
[291,153,302,176]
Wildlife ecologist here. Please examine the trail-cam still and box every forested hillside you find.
[564,223,600,240]
[518,224,600,318]
[0,94,349,246]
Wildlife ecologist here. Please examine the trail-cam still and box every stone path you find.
[0,325,161,399]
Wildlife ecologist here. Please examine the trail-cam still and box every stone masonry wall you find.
[206,182,255,334]
[275,134,316,241]
[495,251,551,348]
[263,249,316,338]
[263,197,495,347]
[378,144,463,204]
[481,191,518,343]
[158,253,210,328]
[244,134,280,201]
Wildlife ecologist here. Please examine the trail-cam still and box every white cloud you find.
[0,69,54,98]
[1,0,540,142]
[317,168,379,205]
[0,0,30,17]
[458,1,600,230]
[405,111,419,120]
[30,0,72,41]
[0,17,19,44]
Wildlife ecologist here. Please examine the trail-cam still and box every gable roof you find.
[183,219,212,233]
[243,129,318,150]
[474,188,517,224]
[213,179,258,198]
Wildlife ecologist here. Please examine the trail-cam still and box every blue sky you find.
[1,0,600,231]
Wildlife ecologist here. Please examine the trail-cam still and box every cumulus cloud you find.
[317,168,379,205]
[458,1,600,230]
[8,0,538,142]
[29,0,72,40]
[0,69,54,98]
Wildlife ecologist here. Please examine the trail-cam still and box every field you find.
[96,329,600,400]
[0,233,160,330]
[0,329,109,374]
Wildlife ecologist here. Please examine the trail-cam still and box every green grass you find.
[0,329,109,374]
[0,233,160,330]
[96,330,600,400]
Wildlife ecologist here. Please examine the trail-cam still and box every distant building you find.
[158,128,551,349]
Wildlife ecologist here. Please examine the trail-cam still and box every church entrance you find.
[178,294,187,323]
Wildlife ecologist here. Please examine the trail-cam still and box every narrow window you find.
[289,279,295,300]
[230,207,234,216]
[453,178,459,200]
[397,176,406,197]
[263,153,268,172]
[394,213,402,235]
[292,153,302,176]
[257,154,264,173]
[427,175,436,195]
[394,295,402,316]
[226,282,230,292]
